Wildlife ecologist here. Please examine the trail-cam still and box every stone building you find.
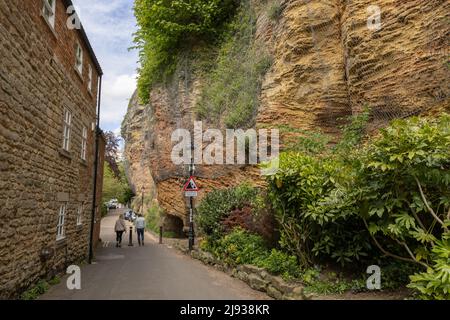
[0,0,105,298]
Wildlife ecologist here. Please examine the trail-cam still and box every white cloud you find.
[101,74,137,126]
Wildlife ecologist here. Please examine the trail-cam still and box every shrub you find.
[266,151,373,267]
[360,115,450,270]
[257,249,301,280]
[407,235,450,300]
[196,183,260,242]
[212,228,269,266]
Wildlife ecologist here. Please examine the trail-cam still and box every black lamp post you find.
[188,142,195,251]
[141,186,145,215]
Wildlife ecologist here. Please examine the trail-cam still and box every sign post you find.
[184,173,199,251]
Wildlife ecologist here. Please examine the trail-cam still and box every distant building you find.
[0,0,105,298]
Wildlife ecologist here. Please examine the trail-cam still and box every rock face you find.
[122,0,449,231]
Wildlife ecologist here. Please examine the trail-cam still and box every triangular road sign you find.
[183,176,199,192]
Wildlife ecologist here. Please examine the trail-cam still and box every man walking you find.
[135,214,146,246]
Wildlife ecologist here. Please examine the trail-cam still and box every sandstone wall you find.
[0,0,102,298]
[123,0,449,229]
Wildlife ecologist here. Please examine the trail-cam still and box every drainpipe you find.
[88,75,103,264]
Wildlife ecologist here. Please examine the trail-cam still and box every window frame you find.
[81,125,87,160]
[56,203,67,241]
[62,108,72,151]
[42,0,57,30]
[75,42,84,75]
[88,65,93,92]
[76,204,83,226]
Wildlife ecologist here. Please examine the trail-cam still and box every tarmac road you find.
[41,209,269,300]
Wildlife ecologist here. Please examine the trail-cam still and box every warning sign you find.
[183,176,199,192]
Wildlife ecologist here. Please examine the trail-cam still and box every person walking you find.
[114,214,127,248]
[135,214,146,246]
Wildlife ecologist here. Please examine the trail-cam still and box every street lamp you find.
[141,186,145,215]
[188,142,195,251]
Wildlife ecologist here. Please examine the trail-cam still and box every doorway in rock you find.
[163,214,185,238]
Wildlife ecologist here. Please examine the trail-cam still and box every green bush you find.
[256,249,300,280]
[211,228,269,266]
[408,235,450,300]
[133,0,241,103]
[267,113,450,297]
[196,183,260,241]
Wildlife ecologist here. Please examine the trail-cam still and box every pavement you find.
[41,209,269,300]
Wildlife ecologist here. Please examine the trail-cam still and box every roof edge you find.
[62,0,103,76]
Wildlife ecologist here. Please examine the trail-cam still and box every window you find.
[75,43,83,74]
[62,109,72,151]
[42,0,56,29]
[57,203,66,240]
[81,126,87,160]
[77,204,83,226]
[88,65,93,92]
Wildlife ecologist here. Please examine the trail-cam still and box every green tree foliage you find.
[266,113,450,298]
[208,228,269,266]
[102,162,134,206]
[133,0,240,102]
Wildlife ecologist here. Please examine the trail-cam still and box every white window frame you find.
[81,126,87,160]
[62,109,72,151]
[88,65,93,92]
[77,204,83,226]
[57,203,66,241]
[42,0,56,29]
[75,42,83,75]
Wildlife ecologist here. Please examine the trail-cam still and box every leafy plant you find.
[212,228,269,266]
[133,0,241,103]
[256,249,301,280]
[196,183,260,242]
[408,235,450,300]
[360,115,450,269]
[20,280,50,300]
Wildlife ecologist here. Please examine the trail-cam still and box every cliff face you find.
[123,0,449,231]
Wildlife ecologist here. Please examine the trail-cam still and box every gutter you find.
[88,74,103,264]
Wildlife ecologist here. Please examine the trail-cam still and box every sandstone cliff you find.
[122,0,449,232]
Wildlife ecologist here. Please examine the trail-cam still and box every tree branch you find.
[409,205,426,230]
[363,219,428,269]
[414,176,447,231]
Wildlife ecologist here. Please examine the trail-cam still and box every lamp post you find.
[141,186,145,215]
[188,142,195,251]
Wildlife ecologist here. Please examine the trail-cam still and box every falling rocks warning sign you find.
[184,176,199,197]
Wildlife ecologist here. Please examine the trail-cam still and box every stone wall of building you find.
[0,0,103,298]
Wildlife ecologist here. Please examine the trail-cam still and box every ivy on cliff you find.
[133,0,240,103]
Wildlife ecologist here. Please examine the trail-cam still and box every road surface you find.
[41,209,269,300]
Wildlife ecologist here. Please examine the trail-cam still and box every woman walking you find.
[114,214,127,247]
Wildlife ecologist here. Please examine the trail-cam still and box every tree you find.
[104,131,121,179]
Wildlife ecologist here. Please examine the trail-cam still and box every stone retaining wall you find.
[174,243,309,300]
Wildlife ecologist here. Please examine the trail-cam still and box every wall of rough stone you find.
[0,0,102,298]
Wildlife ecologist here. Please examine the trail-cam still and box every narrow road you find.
[41,209,269,300]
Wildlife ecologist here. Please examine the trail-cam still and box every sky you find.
[72,0,139,137]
